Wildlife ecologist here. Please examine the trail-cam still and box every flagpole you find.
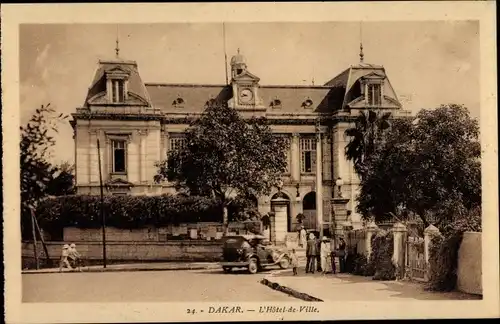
[223,22,229,85]
[97,138,107,268]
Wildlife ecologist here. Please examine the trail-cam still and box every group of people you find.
[59,243,83,272]
[296,226,347,275]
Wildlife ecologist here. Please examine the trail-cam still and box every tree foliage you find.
[355,104,481,227]
[154,101,288,231]
[20,104,69,237]
[46,162,75,196]
[345,110,392,178]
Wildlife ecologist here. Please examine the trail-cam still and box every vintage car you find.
[220,234,291,274]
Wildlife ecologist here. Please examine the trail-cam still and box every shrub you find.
[427,211,481,291]
[35,194,224,232]
[370,230,396,281]
[347,253,373,276]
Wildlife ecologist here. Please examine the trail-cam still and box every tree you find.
[344,110,392,178]
[356,104,481,228]
[154,101,288,234]
[46,162,75,196]
[20,104,68,238]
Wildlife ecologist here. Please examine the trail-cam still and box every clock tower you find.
[228,49,266,114]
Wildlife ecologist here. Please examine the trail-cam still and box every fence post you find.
[424,224,440,280]
[392,222,407,279]
[365,221,378,258]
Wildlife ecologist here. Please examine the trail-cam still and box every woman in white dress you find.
[320,237,330,274]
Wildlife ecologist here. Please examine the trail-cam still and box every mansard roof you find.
[81,56,401,114]
[84,59,152,106]
[145,83,343,113]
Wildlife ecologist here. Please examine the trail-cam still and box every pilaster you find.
[291,133,300,181]
[137,129,149,183]
[88,129,99,183]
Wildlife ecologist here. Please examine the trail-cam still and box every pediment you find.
[87,91,149,106]
[361,72,385,80]
[347,95,401,109]
[106,66,130,75]
[233,70,260,83]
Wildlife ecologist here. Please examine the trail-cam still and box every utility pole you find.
[97,138,107,268]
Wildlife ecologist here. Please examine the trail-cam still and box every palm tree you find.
[344,110,391,178]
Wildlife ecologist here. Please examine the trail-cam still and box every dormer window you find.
[111,79,126,103]
[367,83,382,106]
[172,97,185,108]
[271,98,282,109]
[302,99,314,109]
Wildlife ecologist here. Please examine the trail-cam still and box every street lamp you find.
[335,177,344,198]
[295,183,301,202]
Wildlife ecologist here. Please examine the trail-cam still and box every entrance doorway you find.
[302,191,316,230]
[271,192,291,231]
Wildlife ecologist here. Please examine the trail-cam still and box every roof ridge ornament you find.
[359,42,364,63]
[359,22,364,63]
[115,25,120,58]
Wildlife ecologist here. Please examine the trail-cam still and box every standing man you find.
[315,233,322,272]
[305,232,317,273]
[330,237,337,274]
[338,237,347,273]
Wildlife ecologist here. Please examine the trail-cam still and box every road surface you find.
[22,269,291,302]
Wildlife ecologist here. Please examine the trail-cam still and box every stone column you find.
[271,197,288,245]
[424,224,440,264]
[290,133,300,181]
[365,221,379,258]
[392,222,408,279]
[138,130,148,183]
[331,197,350,247]
[316,131,323,237]
[161,131,169,162]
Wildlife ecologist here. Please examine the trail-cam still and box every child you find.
[290,248,299,276]
[68,243,82,272]
[59,244,73,272]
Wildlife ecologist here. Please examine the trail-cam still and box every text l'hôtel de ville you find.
[208,306,320,314]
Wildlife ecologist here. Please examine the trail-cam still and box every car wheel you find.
[279,257,290,269]
[223,267,231,273]
[248,258,259,274]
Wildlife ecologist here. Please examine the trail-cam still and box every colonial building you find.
[70,45,410,234]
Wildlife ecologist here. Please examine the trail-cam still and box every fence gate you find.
[405,235,427,281]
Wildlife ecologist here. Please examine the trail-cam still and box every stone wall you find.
[22,240,223,265]
[63,223,255,243]
[457,231,482,295]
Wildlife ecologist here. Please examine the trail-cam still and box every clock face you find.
[239,88,254,103]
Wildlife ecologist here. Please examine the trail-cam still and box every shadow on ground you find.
[273,269,482,301]
[196,268,276,275]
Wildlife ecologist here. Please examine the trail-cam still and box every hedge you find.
[36,194,224,230]
[427,211,481,291]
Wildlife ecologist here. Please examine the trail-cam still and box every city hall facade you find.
[70,49,409,232]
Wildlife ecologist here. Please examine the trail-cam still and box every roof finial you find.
[359,42,364,63]
[115,26,120,58]
[237,47,240,54]
[359,22,364,63]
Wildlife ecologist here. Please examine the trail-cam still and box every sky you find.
[19,21,480,165]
